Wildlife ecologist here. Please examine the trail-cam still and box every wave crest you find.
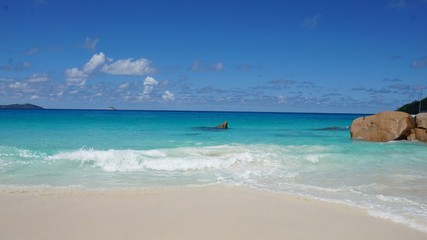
[49,145,275,172]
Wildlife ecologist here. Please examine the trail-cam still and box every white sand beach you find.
[1,185,426,240]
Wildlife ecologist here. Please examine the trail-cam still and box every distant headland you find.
[0,103,44,110]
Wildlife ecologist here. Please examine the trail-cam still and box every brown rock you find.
[415,128,427,142]
[217,121,228,129]
[407,129,416,141]
[350,111,415,142]
[416,113,427,129]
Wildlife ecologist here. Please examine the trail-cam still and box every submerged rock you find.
[217,121,228,129]
[350,111,415,142]
[193,127,225,132]
[316,126,349,131]
[192,121,229,132]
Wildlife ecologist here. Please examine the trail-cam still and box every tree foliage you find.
[397,97,427,114]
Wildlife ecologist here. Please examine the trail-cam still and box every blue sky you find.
[1,0,426,113]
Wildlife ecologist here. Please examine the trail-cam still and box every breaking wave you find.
[2,144,427,233]
[50,145,284,172]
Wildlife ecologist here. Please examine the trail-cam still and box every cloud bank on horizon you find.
[0,0,426,113]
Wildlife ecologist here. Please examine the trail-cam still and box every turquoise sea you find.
[0,110,426,232]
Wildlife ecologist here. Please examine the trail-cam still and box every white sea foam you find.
[0,146,46,160]
[305,154,325,163]
[368,210,427,233]
[50,149,145,172]
[5,144,427,233]
[141,149,167,158]
[261,183,427,233]
[17,149,46,159]
[49,145,276,172]
[47,144,335,173]
[376,194,424,206]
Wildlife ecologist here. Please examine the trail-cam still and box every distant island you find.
[0,103,44,110]
[397,97,426,114]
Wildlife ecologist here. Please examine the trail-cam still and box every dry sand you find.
[0,185,426,240]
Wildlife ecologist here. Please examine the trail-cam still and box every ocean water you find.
[1,109,426,232]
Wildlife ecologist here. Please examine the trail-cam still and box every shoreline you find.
[1,185,426,240]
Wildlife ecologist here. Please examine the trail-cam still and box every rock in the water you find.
[416,113,427,129]
[415,128,427,142]
[350,111,415,142]
[217,121,228,129]
[407,129,417,141]
[316,126,349,131]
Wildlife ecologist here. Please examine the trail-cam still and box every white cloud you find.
[212,62,224,71]
[0,61,32,71]
[64,52,105,86]
[302,13,322,28]
[9,81,28,89]
[142,76,158,97]
[235,64,253,71]
[26,47,40,55]
[27,73,48,83]
[30,95,40,100]
[0,77,14,82]
[277,95,287,103]
[101,58,155,76]
[190,60,203,71]
[20,61,32,69]
[144,76,158,86]
[65,67,88,86]
[83,52,106,73]
[84,37,99,52]
[162,90,175,101]
[411,57,427,69]
[64,53,156,87]
[64,52,106,86]
[269,79,295,89]
[190,60,224,72]
[118,82,130,90]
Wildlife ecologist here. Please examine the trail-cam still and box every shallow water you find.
[0,109,426,232]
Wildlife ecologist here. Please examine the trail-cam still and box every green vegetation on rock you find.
[397,97,427,114]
